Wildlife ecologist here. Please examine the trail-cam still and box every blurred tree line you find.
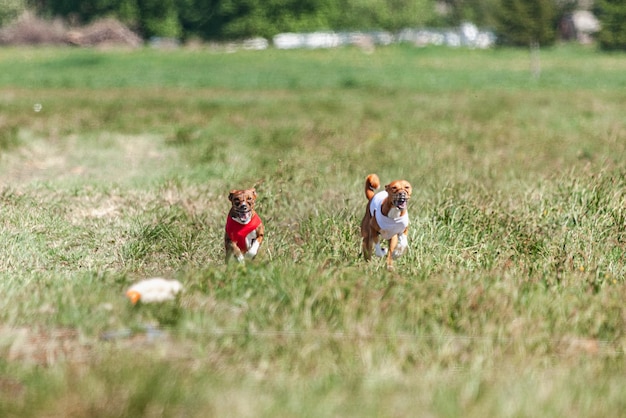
[595,0,626,50]
[22,0,437,39]
[1,0,624,50]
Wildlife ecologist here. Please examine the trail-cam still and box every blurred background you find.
[0,0,623,51]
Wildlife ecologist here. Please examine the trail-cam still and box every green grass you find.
[0,44,625,417]
[2,44,626,91]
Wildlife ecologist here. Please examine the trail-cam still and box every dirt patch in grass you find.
[0,13,141,48]
[0,132,177,187]
[0,324,196,367]
[0,326,91,366]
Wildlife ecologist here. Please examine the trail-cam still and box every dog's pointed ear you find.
[251,188,257,198]
[228,190,237,202]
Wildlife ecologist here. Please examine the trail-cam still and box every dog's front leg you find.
[373,232,387,257]
[392,232,408,259]
[245,240,260,259]
[245,227,263,259]
[226,240,245,263]
[374,241,388,257]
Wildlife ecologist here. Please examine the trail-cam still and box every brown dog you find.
[224,188,264,263]
[360,174,412,270]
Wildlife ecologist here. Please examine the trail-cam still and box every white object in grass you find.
[126,277,183,304]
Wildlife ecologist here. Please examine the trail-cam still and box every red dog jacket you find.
[225,214,262,251]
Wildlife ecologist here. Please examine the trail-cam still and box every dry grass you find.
[0,12,141,47]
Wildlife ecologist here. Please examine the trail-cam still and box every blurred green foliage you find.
[596,0,626,50]
[17,0,626,51]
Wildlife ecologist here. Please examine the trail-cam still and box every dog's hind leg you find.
[362,236,373,261]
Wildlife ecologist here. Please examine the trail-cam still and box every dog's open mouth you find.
[232,209,252,224]
[393,195,409,210]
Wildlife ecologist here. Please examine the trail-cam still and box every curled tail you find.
[364,174,380,201]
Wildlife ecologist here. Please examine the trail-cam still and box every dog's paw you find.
[374,243,387,257]
[392,248,405,259]
[392,235,408,259]
[398,234,408,248]
[245,241,260,259]
[236,253,245,263]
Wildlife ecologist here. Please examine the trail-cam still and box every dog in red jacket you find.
[224,188,264,263]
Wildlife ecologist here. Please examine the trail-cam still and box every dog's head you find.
[228,188,257,224]
[385,180,412,210]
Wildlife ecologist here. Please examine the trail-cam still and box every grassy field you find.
[0,43,625,416]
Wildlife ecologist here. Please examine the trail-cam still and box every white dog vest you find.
[370,191,409,240]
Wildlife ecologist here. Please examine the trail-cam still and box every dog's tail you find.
[364,174,380,201]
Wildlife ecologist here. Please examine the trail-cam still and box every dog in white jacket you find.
[360,174,412,270]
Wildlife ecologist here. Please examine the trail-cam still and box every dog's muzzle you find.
[392,193,409,210]
[232,207,252,224]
